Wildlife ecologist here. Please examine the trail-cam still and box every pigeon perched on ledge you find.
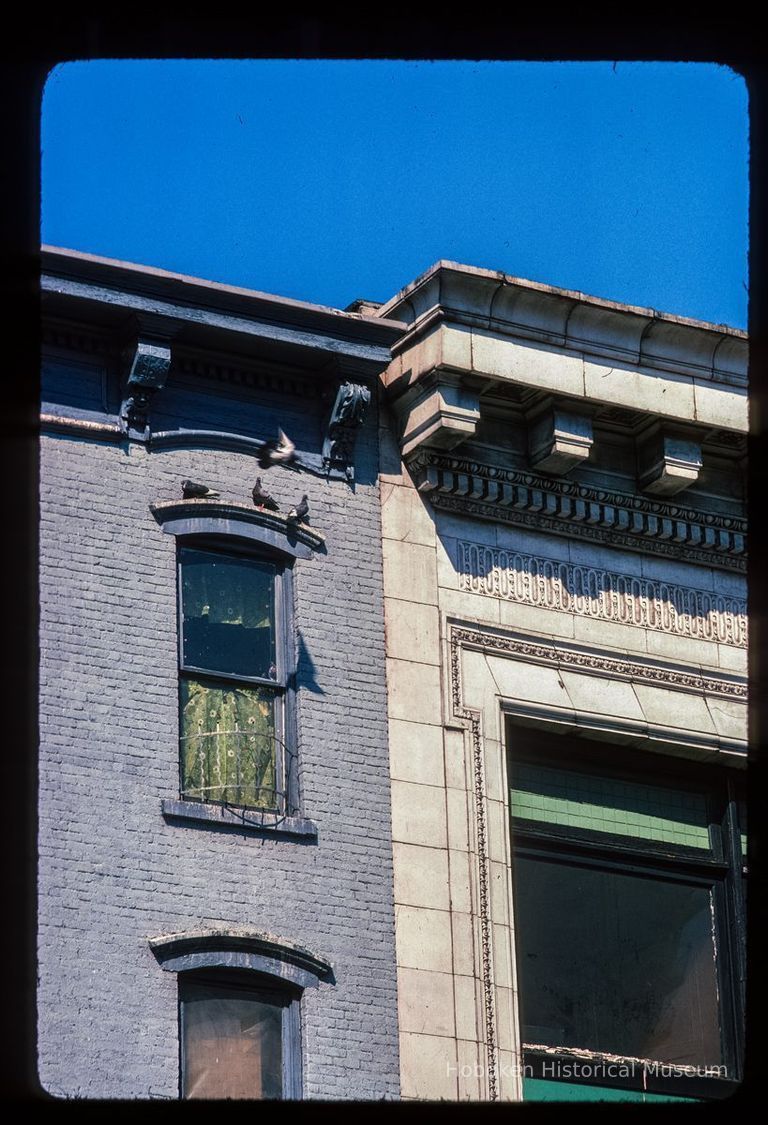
[252,478,279,511]
[287,495,310,524]
[256,428,296,469]
[182,479,220,499]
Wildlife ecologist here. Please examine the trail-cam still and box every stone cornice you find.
[380,261,747,388]
[408,450,746,572]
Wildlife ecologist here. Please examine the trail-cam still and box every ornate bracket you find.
[119,337,172,437]
[321,381,371,480]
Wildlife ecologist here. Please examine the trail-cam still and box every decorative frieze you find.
[458,541,747,647]
[408,451,746,572]
[174,352,324,400]
[43,322,112,356]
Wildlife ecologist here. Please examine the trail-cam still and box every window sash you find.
[511,844,743,1089]
[512,848,727,1061]
[177,540,295,813]
[511,820,730,873]
[178,544,287,687]
[179,673,285,811]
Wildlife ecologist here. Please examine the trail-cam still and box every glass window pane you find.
[510,762,711,851]
[181,548,277,680]
[180,678,278,809]
[181,979,284,1100]
[513,856,723,1068]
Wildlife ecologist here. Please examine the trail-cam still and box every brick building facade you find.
[38,248,404,1099]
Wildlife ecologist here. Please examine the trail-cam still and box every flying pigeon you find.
[182,479,220,499]
[251,477,279,511]
[287,495,310,525]
[256,428,297,469]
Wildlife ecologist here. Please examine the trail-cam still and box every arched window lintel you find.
[150,499,326,559]
[149,930,334,989]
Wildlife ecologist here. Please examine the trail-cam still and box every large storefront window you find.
[507,723,746,1102]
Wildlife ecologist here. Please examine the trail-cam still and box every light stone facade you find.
[374,262,747,1101]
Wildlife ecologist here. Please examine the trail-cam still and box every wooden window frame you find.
[177,535,298,817]
[178,969,302,1100]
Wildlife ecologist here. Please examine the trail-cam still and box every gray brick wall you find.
[37,365,400,1099]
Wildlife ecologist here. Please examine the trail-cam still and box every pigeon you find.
[251,477,279,511]
[287,495,310,525]
[182,479,220,499]
[256,428,297,469]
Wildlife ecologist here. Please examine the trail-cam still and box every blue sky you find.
[41,60,748,328]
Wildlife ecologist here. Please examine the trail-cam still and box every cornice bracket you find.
[321,381,371,481]
[392,369,482,458]
[119,336,172,438]
[638,426,703,496]
[528,404,594,475]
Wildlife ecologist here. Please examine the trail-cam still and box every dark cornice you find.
[41,245,405,376]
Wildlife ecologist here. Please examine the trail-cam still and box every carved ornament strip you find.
[457,542,747,647]
[408,451,746,572]
[449,625,746,702]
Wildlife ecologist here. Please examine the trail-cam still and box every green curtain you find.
[180,678,277,809]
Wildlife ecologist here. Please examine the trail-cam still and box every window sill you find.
[161,799,318,839]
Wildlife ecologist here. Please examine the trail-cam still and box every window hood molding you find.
[149,929,335,989]
[150,498,326,558]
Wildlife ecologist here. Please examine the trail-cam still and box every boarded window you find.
[180,977,288,1100]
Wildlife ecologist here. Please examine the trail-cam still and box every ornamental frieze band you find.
[408,451,746,572]
[458,541,747,647]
